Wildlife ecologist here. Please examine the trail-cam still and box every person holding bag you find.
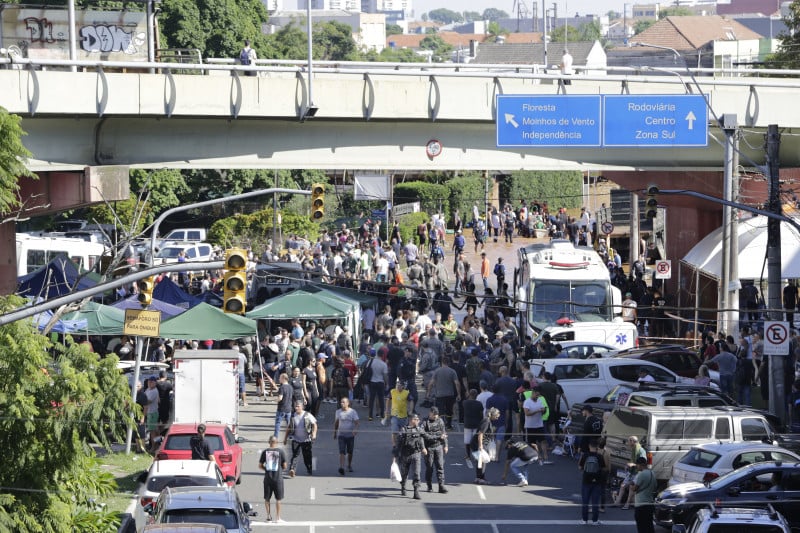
[471,407,501,485]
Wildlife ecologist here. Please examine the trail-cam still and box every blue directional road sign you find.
[496,95,601,147]
[603,95,708,147]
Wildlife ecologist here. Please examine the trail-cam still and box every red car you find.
[155,423,243,484]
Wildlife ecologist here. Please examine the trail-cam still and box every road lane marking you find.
[476,486,486,500]
[251,519,637,528]
[491,524,500,533]
[312,457,317,472]
[310,487,315,500]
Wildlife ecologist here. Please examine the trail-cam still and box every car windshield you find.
[156,247,186,259]
[163,508,238,529]
[528,280,612,326]
[147,475,219,493]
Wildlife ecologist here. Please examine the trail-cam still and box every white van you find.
[16,233,106,276]
[529,358,690,411]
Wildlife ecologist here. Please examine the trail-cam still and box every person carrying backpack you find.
[493,258,505,289]
[239,39,257,77]
[578,439,605,526]
[329,357,352,403]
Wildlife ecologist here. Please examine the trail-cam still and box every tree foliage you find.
[427,8,463,24]
[634,19,655,35]
[208,208,318,253]
[486,21,509,43]
[0,294,132,532]
[386,24,403,36]
[767,1,800,69]
[419,34,453,62]
[314,20,358,60]
[158,0,270,59]
[363,47,425,63]
[394,182,449,216]
[658,7,694,19]
[444,173,485,225]
[0,106,34,216]
[482,8,509,21]
[501,171,582,209]
[463,11,482,22]
[550,21,602,44]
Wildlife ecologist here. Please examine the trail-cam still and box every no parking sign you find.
[764,321,790,356]
[654,259,671,279]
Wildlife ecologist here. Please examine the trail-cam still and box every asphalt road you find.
[234,385,640,532]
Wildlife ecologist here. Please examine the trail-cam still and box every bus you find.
[514,239,637,350]
[16,233,106,276]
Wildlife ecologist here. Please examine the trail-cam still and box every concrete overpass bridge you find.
[0,57,798,295]
[2,57,800,172]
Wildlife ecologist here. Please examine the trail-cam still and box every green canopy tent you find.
[60,301,126,336]
[246,289,358,345]
[160,302,257,341]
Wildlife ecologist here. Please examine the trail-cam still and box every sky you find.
[424,0,624,19]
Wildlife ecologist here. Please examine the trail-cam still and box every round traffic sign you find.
[766,322,788,345]
[657,262,670,274]
[601,221,614,235]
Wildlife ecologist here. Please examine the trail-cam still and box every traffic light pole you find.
[149,188,311,265]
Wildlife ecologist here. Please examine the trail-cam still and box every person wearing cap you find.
[190,424,213,461]
[502,438,539,487]
[621,292,638,324]
[395,413,427,500]
[421,407,449,493]
[632,455,657,533]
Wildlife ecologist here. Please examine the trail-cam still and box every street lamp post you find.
[303,0,318,120]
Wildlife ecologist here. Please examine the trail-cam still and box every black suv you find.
[612,344,705,380]
[655,461,800,529]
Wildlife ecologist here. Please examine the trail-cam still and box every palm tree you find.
[486,21,509,43]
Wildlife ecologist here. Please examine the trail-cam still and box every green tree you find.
[159,0,270,59]
[0,295,132,532]
[463,11,481,22]
[550,21,602,44]
[0,107,34,216]
[362,47,425,62]
[549,25,581,44]
[314,20,358,60]
[419,34,453,62]
[767,1,800,68]
[658,6,694,19]
[486,21,509,43]
[607,10,621,19]
[482,8,509,21]
[634,19,655,34]
[262,22,308,59]
[427,8,463,24]
[501,171,582,209]
[386,23,403,36]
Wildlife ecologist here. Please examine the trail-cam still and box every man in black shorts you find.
[259,435,287,523]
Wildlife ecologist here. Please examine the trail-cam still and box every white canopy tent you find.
[678,214,800,334]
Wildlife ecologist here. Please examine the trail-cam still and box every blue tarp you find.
[152,276,203,309]
[32,309,89,333]
[17,254,99,300]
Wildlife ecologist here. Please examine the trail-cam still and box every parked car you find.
[569,382,735,427]
[655,461,800,529]
[604,405,779,483]
[529,357,689,410]
[157,228,208,249]
[154,424,243,484]
[669,442,800,486]
[672,504,792,533]
[143,524,228,533]
[551,340,617,359]
[145,486,252,533]
[154,243,214,265]
[134,460,233,531]
[612,344,719,384]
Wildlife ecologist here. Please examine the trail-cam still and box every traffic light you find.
[645,185,659,220]
[137,276,155,307]
[310,183,325,220]
[223,248,247,315]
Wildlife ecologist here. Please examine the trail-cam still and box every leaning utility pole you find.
[765,124,786,423]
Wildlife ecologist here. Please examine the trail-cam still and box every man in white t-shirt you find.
[284,401,318,477]
[522,386,552,464]
[621,292,638,324]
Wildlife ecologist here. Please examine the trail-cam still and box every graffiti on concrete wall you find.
[24,17,64,44]
[79,24,145,54]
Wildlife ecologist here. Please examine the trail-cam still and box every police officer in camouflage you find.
[395,413,427,500]
[422,407,449,493]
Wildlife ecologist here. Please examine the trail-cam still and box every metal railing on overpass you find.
[4,55,800,91]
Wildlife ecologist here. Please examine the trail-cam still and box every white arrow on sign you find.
[505,113,519,128]
[685,111,696,130]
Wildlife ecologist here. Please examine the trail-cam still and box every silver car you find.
[146,486,253,533]
[668,441,800,486]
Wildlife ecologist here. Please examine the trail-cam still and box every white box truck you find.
[172,350,241,438]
